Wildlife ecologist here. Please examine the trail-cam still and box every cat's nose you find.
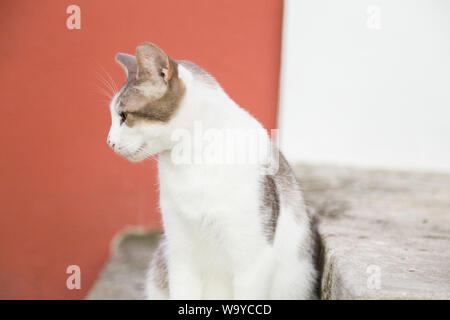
[107,137,116,149]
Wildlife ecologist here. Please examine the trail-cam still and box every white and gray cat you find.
[107,43,318,299]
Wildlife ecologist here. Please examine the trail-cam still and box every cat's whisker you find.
[105,68,119,94]
[97,64,119,95]
[95,85,114,100]
[94,63,118,98]
[95,71,116,97]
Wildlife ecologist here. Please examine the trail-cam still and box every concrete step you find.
[86,231,160,300]
[294,164,450,299]
[87,164,450,299]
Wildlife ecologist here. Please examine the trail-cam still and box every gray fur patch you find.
[136,59,186,123]
[259,151,308,243]
[148,236,169,293]
[121,58,185,125]
[115,44,186,126]
[260,175,280,243]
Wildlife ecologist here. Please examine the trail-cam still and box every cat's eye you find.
[119,112,127,125]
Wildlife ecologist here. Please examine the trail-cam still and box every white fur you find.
[108,64,317,299]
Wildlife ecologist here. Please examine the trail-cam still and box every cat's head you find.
[107,43,185,162]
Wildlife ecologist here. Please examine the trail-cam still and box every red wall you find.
[0,0,283,299]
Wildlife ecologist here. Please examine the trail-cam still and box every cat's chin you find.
[122,145,164,162]
[126,152,151,163]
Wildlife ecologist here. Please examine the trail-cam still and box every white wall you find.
[279,0,450,173]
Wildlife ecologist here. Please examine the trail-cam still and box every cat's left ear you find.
[115,53,137,78]
[135,43,174,84]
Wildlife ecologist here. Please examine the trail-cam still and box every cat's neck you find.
[157,64,270,170]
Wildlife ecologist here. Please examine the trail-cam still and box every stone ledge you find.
[87,231,160,300]
[294,164,450,299]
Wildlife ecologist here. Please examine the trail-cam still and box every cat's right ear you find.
[115,53,137,78]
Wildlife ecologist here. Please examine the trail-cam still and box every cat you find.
[107,42,318,299]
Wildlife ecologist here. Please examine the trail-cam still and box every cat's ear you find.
[115,53,137,77]
[135,43,174,84]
